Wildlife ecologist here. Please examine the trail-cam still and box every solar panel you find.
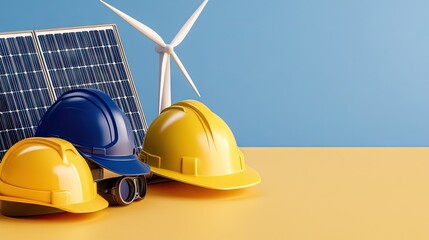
[35,25,147,154]
[0,32,55,159]
[0,25,147,160]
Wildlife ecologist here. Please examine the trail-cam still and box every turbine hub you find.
[166,45,174,54]
[155,44,174,54]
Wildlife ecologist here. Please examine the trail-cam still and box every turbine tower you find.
[100,0,208,113]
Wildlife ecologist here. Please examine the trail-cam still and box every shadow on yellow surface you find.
[147,180,263,201]
[0,201,105,223]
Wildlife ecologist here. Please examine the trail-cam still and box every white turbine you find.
[100,0,208,113]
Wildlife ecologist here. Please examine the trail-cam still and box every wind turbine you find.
[100,0,208,113]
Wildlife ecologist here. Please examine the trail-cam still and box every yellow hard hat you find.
[0,137,108,214]
[139,100,261,190]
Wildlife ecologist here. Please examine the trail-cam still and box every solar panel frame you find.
[0,25,148,160]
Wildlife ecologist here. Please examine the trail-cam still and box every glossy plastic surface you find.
[140,100,261,189]
[0,137,108,215]
[35,88,150,176]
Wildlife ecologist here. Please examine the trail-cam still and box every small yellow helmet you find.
[0,137,108,215]
[139,100,261,190]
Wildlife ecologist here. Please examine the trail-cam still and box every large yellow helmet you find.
[0,137,108,216]
[139,100,261,190]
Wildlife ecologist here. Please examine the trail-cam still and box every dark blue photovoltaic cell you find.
[37,26,146,153]
[0,34,54,160]
[0,26,146,160]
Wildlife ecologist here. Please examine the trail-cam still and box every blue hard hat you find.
[35,88,150,176]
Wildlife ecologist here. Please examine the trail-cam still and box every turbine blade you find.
[171,51,201,97]
[171,0,208,47]
[100,0,166,47]
[158,53,168,113]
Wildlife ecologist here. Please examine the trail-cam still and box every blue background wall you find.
[1,0,429,146]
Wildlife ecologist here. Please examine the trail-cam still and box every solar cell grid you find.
[0,25,147,160]
[35,25,147,154]
[0,32,54,159]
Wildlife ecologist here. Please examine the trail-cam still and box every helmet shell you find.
[35,88,150,176]
[140,100,260,190]
[0,137,108,214]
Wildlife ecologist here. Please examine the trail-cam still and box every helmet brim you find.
[79,151,151,176]
[0,194,108,214]
[149,164,261,190]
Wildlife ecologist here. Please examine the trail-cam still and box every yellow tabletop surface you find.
[1,147,429,240]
